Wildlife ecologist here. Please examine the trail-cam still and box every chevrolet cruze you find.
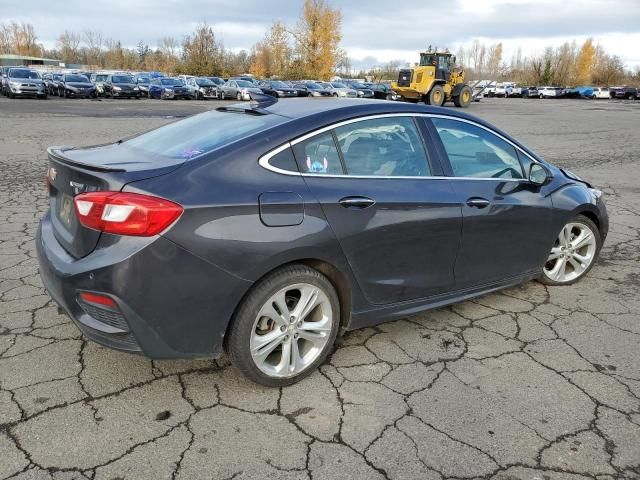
[37,97,608,386]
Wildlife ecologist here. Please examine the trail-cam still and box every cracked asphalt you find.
[1,96,639,480]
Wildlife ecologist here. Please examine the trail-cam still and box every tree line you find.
[0,0,343,80]
[1,9,639,86]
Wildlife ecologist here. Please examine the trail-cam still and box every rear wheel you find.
[226,265,340,387]
[427,85,445,106]
[453,85,472,108]
[538,215,601,286]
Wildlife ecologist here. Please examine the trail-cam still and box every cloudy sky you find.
[5,0,640,69]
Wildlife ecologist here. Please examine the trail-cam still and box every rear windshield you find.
[124,110,286,160]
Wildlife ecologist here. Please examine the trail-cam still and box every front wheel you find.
[453,85,472,108]
[427,85,445,106]
[226,265,340,387]
[539,215,601,286]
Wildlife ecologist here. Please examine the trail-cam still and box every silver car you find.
[185,77,219,99]
[220,79,262,101]
[5,68,47,99]
[320,82,358,98]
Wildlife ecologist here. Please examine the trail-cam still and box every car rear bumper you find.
[36,212,251,359]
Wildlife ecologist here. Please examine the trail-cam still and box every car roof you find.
[260,98,483,125]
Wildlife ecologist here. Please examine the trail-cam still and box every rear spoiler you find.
[47,146,127,173]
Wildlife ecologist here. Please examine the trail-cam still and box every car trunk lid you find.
[47,144,184,259]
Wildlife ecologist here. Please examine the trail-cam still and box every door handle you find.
[339,196,376,209]
[466,197,491,208]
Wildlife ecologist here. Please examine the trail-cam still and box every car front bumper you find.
[36,212,251,359]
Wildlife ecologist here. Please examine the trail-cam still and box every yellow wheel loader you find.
[392,50,472,108]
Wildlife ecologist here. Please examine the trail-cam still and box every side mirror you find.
[529,163,550,186]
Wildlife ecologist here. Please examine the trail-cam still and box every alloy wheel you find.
[250,283,333,378]
[543,222,597,283]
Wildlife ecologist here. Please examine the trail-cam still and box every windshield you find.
[331,82,347,88]
[270,81,289,88]
[53,74,63,80]
[305,83,320,90]
[95,75,108,81]
[196,79,214,86]
[124,110,287,160]
[66,75,88,82]
[11,70,40,79]
[136,77,150,83]
[419,54,436,66]
[208,77,224,85]
[112,75,133,83]
[160,78,183,86]
[236,80,253,87]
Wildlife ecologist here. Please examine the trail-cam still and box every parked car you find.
[89,73,110,97]
[5,68,48,98]
[343,80,374,98]
[148,77,190,100]
[47,73,65,96]
[37,98,608,386]
[229,76,258,86]
[207,77,226,89]
[134,74,152,97]
[104,74,141,99]
[220,79,262,100]
[185,77,219,99]
[611,86,637,99]
[538,86,560,98]
[258,80,298,98]
[287,82,310,97]
[299,82,333,97]
[508,84,524,97]
[365,83,399,100]
[591,87,610,99]
[58,73,95,98]
[320,81,358,98]
[565,86,591,99]
[0,66,10,95]
[494,83,512,97]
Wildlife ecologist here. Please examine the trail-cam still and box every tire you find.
[226,264,340,387]
[453,85,472,108]
[538,214,601,286]
[427,84,445,106]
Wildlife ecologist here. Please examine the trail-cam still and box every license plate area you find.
[58,193,74,228]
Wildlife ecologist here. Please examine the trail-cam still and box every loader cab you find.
[420,52,453,81]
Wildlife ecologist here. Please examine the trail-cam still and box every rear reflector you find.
[73,191,183,236]
[79,291,117,308]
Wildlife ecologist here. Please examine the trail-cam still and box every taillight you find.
[73,191,183,236]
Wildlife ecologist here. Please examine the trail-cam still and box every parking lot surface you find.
[1,96,639,480]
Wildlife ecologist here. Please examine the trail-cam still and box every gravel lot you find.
[1,96,639,480]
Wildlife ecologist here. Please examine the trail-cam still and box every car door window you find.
[293,132,344,174]
[432,118,524,179]
[334,117,430,176]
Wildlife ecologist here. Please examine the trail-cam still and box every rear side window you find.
[125,110,286,160]
[269,147,299,172]
[432,118,524,179]
[334,117,430,176]
[293,132,343,174]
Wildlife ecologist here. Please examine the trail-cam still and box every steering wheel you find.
[491,167,520,179]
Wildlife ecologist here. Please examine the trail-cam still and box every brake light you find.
[73,191,183,236]
[79,291,117,308]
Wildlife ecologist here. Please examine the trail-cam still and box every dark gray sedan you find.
[37,98,608,386]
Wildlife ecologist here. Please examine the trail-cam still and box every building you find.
[0,54,63,67]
